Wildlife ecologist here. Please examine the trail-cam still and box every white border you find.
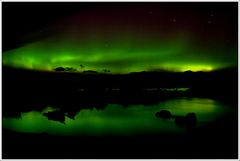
[1,0,239,2]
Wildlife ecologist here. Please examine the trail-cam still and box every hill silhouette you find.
[2,66,237,118]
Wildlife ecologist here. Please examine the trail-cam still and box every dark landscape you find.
[2,66,238,158]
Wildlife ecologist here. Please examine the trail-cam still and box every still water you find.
[3,97,233,136]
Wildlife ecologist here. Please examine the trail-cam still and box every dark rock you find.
[43,110,66,124]
[185,112,197,129]
[173,113,197,129]
[174,116,186,128]
[155,110,172,119]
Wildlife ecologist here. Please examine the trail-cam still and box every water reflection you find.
[3,97,232,136]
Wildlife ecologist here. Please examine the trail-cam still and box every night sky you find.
[2,2,238,73]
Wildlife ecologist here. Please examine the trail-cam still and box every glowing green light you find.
[41,106,60,113]
[3,98,233,136]
[2,32,236,73]
[179,65,213,72]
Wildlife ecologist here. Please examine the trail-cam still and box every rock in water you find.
[185,113,197,129]
[155,110,172,119]
[174,116,186,128]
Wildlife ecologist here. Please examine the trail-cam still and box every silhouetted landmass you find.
[43,110,66,124]
[2,66,238,159]
[54,67,77,72]
[2,66,237,118]
[54,67,66,71]
[83,70,98,74]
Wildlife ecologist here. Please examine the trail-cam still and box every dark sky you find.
[3,2,237,51]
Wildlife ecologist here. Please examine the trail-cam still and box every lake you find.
[3,97,234,136]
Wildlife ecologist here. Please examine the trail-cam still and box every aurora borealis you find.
[2,2,237,73]
[2,2,238,159]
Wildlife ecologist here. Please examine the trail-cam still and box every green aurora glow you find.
[3,98,233,136]
[3,3,237,73]
[3,34,236,73]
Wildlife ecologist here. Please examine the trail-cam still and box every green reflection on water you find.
[3,98,232,136]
